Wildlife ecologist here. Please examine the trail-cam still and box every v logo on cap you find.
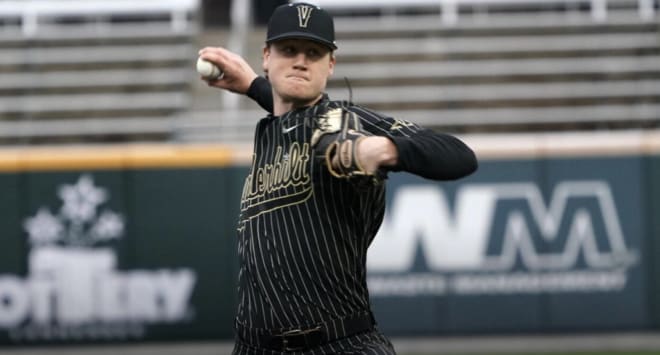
[297,5,313,28]
[266,2,337,50]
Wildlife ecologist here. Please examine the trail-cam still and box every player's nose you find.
[292,52,309,69]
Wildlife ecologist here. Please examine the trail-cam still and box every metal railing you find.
[0,0,200,36]
[295,0,656,23]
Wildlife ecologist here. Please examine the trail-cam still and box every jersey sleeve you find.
[246,76,274,113]
[347,105,478,181]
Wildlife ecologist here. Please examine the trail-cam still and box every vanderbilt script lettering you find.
[242,143,311,201]
[238,143,313,228]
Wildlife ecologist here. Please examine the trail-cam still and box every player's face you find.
[263,39,335,107]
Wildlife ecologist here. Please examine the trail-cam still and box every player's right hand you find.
[197,47,258,94]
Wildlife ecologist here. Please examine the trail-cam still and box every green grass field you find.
[406,352,660,355]
[1,345,659,355]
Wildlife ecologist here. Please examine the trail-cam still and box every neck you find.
[273,94,323,116]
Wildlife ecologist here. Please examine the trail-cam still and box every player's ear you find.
[262,45,270,73]
[328,53,336,76]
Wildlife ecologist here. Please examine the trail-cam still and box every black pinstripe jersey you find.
[235,95,477,333]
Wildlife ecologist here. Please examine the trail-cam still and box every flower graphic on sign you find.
[23,208,62,246]
[23,174,124,247]
[58,174,107,224]
[90,210,124,241]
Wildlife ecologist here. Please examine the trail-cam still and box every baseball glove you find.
[311,107,372,179]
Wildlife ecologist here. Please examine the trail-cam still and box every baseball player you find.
[199,3,478,354]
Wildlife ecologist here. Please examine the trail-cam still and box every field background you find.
[2,1,660,354]
[3,332,660,355]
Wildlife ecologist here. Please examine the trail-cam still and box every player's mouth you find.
[287,74,309,82]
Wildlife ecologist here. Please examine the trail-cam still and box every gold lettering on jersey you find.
[296,5,314,28]
[238,143,313,230]
[390,119,415,131]
[241,142,311,202]
[311,107,343,146]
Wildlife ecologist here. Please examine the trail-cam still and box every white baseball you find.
[196,57,223,80]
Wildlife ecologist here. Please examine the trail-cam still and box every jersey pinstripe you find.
[233,95,475,354]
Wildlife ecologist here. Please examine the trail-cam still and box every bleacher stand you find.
[181,0,660,143]
[0,0,658,144]
[0,0,199,144]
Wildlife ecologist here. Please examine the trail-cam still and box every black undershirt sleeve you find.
[387,129,478,181]
[246,76,274,113]
[348,106,478,181]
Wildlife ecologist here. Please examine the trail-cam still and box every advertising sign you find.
[0,174,196,342]
[368,158,647,334]
[0,167,245,344]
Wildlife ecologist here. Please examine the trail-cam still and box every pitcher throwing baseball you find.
[199,3,477,354]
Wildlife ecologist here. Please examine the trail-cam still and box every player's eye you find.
[278,45,297,56]
[307,48,322,59]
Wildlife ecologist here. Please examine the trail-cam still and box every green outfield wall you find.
[0,132,658,345]
[648,155,660,328]
[0,146,248,344]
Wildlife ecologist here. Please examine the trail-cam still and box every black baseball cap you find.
[266,2,337,50]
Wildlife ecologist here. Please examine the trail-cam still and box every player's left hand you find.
[312,108,396,178]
